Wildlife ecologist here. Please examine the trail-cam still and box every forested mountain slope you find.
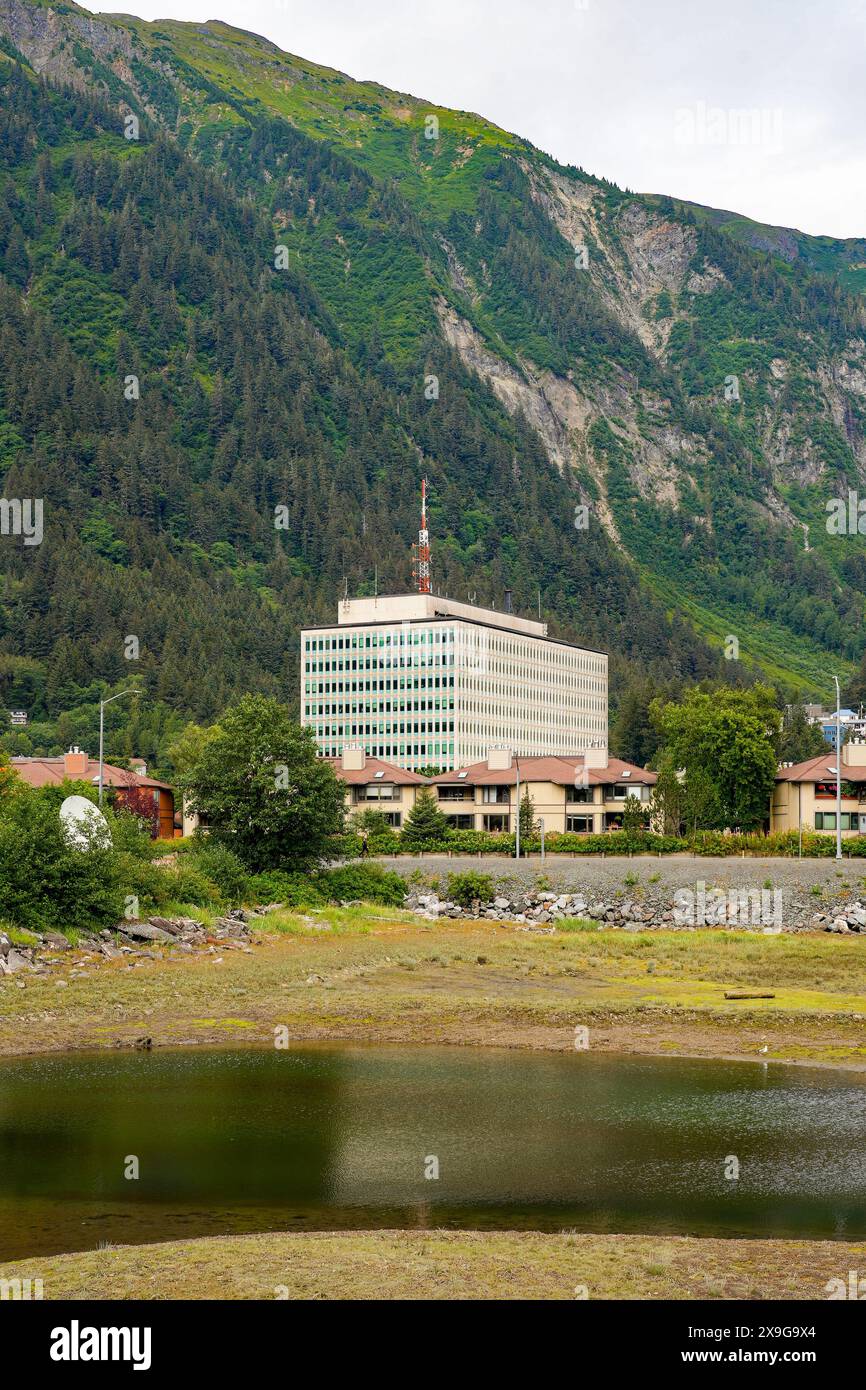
[0,1,864,764]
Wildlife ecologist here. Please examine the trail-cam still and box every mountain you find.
[0,0,865,768]
[666,199,866,299]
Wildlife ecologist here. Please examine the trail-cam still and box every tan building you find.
[301,593,608,772]
[772,740,866,838]
[430,747,656,834]
[329,746,425,829]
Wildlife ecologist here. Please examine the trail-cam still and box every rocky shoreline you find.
[0,905,285,981]
[404,887,866,934]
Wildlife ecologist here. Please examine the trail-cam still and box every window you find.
[483,813,509,832]
[444,813,474,830]
[816,812,856,831]
[566,815,593,833]
[567,786,593,804]
[355,784,398,801]
[481,786,510,804]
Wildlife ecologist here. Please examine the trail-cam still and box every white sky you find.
[86,0,866,238]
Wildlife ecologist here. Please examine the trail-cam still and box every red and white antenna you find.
[412,477,432,594]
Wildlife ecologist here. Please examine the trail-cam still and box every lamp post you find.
[514,756,521,860]
[833,675,842,861]
[98,687,139,807]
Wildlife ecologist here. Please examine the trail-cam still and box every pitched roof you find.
[431,755,656,787]
[11,757,171,791]
[775,754,866,784]
[326,756,426,786]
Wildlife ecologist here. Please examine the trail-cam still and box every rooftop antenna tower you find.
[411,477,432,594]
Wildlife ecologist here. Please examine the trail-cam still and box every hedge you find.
[328,827,866,859]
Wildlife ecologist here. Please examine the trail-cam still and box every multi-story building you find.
[300,593,608,772]
[772,740,866,838]
[328,745,656,836]
[430,748,656,834]
[328,746,425,829]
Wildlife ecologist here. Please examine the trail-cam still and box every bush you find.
[158,861,223,909]
[185,842,249,903]
[320,862,406,905]
[111,851,173,916]
[0,785,124,933]
[244,871,327,906]
[244,862,406,908]
[446,870,494,906]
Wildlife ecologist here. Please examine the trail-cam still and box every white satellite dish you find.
[59,795,112,851]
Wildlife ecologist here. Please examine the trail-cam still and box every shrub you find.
[111,851,173,916]
[446,870,494,907]
[158,861,223,909]
[185,842,249,903]
[244,871,327,906]
[0,785,124,933]
[319,862,406,905]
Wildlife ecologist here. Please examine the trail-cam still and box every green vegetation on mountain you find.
[0,0,864,770]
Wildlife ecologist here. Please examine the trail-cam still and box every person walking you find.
[360,827,370,858]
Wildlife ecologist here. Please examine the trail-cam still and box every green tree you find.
[518,785,536,839]
[778,704,828,763]
[650,756,685,836]
[651,684,778,831]
[166,721,216,776]
[621,792,650,842]
[401,787,449,849]
[180,695,345,872]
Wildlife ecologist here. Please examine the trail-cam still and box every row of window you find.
[305,627,604,669]
[306,677,455,694]
[814,812,865,831]
[316,722,455,738]
[307,698,455,716]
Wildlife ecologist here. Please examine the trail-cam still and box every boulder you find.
[120,922,174,944]
[44,931,72,950]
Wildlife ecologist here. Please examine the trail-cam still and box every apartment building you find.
[772,740,866,837]
[328,746,424,829]
[300,593,608,773]
[430,747,656,834]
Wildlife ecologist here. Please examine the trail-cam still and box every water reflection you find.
[0,1046,864,1260]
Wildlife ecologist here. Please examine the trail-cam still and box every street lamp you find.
[98,687,140,807]
[833,675,842,862]
[514,756,521,860]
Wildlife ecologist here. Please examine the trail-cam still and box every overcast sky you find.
[87,0,866,238]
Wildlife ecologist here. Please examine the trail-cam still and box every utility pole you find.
[514,756,521,860]
[98,687,140,807]
[833,675,842,861]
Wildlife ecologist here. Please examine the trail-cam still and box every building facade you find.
[328,747,425,829]
[301,594,608,773]
[430,748,656,834]
[772,740,866,837]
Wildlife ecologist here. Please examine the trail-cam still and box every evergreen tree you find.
[518,785,536,840]
[401,787,449,849]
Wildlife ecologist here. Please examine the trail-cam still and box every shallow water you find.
[1,1045,865,1260]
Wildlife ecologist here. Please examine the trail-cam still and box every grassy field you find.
[2,904,866,1066]
[1,1228,861,1300]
